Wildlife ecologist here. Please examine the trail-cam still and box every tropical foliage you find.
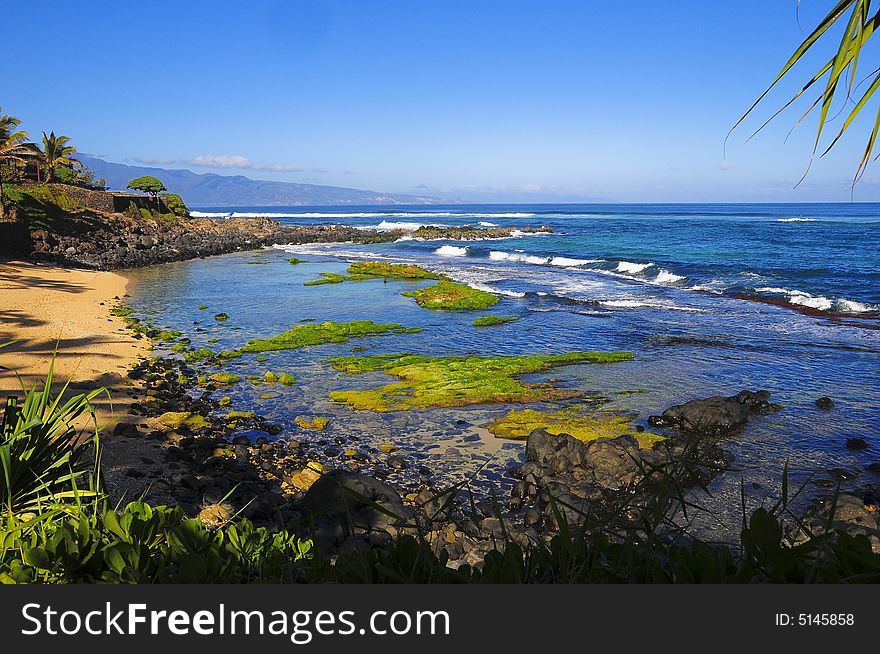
[40,131,80,182]
[0,108,33,212]
[127,175,167,210]
[735,0,880,185]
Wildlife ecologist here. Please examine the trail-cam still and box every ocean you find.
[128,203,880,540]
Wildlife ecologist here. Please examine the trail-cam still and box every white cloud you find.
[189,155,303,172]
[134,156,175,165]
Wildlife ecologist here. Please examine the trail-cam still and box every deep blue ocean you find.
[129,203,880,539]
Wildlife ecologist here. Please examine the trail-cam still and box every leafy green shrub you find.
[0,502,312,583]
[51,167,77,184]
[1,360,102,515]
[160,193,189,217]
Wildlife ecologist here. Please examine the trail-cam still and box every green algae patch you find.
[214,313,230,321]
[473,315,519,327]
[170,342,187,353]
[157,411,211,431]
[304,272,350,286]
[327,351,634,412]
[157,329,182,342]
[278,373,297,385]
[198,304,208,310]
[263,371,279,384]
[346,261,444,280]
[295,416,331,431]
[486,408,664,449]
[218,396,232,407]
[303,261,443,287]
[236,320,419,354]
[225,411,256,421]
[287,257,305,265]
[403,280,498,311]
[255,355,270,362]
[210,372,240,385]
[184,348,214,363]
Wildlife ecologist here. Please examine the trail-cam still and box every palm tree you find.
[0,108,30,214]
[39,131,79,183]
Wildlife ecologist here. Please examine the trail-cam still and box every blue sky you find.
[7,0,880,202]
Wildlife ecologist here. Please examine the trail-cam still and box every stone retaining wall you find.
[49,184,169,213]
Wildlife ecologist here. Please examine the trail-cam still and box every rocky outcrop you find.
[511,427,731,530]
[302,471,415,552]
[648,389,781,436]
[20,214,396,270]
[791,487,880,553]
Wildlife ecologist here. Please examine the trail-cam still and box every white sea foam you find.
[488,251,551,265]
[435,245,468,257]
[788,294,834,311]
[548,256,604,267]
[654,269,686,284]
[467,282,526,298]
[755,286,794,294]
[838,299,875,313]
[479,221,499,227]
[355,220,447,232]
[509,229,549,237]
[599,299,706,312]
[689,280,726,294]
[777,218,818,223]
[615,261,654,274]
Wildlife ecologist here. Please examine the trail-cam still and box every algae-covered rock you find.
[295,416,331,431]
[214,312,230,321]
[303,261,443,287]
[225,410,256,421]
[278,373,297,385]
[487,408,662,448]
[233,320,419,355]
[327,351,633,412]
[218,396,232,406]
[157,411,211,431]
[403,280,498,311]
[184,347,214,363]
[210,372,240,385]
[473,315,519,327]
[346,261,443,280]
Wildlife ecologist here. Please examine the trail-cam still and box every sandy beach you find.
[0,259,147,429]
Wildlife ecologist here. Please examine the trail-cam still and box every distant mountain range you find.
[79,156,448,206]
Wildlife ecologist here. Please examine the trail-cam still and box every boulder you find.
[650,389,780,436]
[302,471,414,550]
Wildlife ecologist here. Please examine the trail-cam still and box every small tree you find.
[0,108,30,215]
[127,175,167,210]
[40,131,79,182]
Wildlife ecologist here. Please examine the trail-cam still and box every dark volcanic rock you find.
[846,438,870,451]
[302,470,415,550]
[816,396,835,410]
[649,389,780,437]
[17,213,402,270]
[792,489,880,553]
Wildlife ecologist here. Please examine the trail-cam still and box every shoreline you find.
[1,251,877,566]
[0,259,148,430]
